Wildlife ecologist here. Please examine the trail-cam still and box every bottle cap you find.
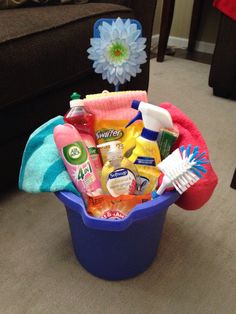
[69,92,84,108]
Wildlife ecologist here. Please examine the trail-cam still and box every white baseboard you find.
[152,34,215,54]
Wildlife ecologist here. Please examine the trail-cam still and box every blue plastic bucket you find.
[55,191,179,280]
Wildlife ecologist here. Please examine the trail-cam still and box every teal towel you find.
[19,116,80,196]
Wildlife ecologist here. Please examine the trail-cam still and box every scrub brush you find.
[152,144,209,198]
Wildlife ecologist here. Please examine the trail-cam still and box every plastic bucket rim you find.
[55,190,180,231]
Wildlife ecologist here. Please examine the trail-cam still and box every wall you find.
[153,0,221,45]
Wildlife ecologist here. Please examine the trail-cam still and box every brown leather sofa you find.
[0,0,157,191]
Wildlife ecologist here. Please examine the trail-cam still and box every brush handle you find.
[156,175,172,195]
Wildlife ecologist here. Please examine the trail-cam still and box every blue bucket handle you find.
[55,191,180,232]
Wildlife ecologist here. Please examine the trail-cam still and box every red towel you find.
[160,102,218,211]
[213,0,236,21]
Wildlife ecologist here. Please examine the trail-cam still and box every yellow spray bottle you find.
[126,100,173,194]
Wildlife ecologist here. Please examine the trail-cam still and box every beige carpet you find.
[1,57,236,314]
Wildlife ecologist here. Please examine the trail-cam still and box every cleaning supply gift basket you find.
[18,18,218,280]
[19,90,218,280]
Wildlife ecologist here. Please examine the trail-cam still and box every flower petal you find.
[127,30,141,42]
[112,28,119,40]
[87,18,147,87]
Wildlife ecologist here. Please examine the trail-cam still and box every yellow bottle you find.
[126,100,174,194]
[98,141,140,197]
[128,137,161,194]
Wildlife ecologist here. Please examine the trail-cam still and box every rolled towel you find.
[18,116,80,196]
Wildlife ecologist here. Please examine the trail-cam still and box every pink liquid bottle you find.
[64,92,102,175]
[54,123,103,201]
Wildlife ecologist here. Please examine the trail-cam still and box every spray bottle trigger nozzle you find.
[125,111,142,128]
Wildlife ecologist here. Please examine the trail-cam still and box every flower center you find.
[114,49,122,56]
[107,41,129,64]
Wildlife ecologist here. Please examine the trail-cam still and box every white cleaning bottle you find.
[126,100,173,194]
[97,141,140,197]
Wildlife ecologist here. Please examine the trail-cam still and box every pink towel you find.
[84,91,148,121]
[213,0,236,21]
[160,102,218,210]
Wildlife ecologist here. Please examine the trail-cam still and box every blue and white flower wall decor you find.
[87,17,147,91]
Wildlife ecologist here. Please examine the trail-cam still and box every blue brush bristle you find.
[195,152,205,160]
[180,145,209,178]
[193,164,207,173]
[197,159,209,165]
[191,167,203,178]
[180,145,185,154]
[189,146,199,161]
[186,144,192,157]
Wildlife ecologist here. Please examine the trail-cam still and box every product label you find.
[138,176,150,194]
[76,162,92,181]
[87,194,152,220]
[63,141,88,165]
[96,128,123,142]
[95,120,144,164]
[107,168,136,197]
[108,169,128,180]
[134,156,156,166]
[88,147,99,156]
[101,210,126,220]
[63,142,95,186]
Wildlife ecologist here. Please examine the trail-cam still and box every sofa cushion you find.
[0,3,133,110]
[0,3,134,144]
[0,2,107,43]
[0,0,88,10]
[88,0,126,5]
[0,0,28,9]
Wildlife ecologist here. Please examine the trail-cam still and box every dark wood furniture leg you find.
[187,0,204,52]
[157,0,176,62]
[230,168,236,189]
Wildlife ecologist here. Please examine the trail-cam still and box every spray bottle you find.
[54,123,103,202]
[126,100,173,194]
